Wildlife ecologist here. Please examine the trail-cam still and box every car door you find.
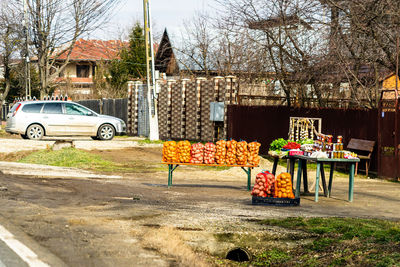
[64,103,98,135]
[41,102,68,135]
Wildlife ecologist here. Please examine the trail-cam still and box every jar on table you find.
[337,136,343,143]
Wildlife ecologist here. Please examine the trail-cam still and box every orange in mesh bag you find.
[226,140,237,165]
[236,141,248,165]
[177,140,191,163]
[215,140,227,164]
[162,141,178,162]
[248,142,261,166]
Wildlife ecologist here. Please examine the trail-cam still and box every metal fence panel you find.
[137,85,149,137]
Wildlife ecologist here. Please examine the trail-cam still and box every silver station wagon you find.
[6,100,126,140]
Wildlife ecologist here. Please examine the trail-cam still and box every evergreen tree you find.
[121,22,146,79]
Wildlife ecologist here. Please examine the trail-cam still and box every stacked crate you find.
[200,80,215,141]
[158,83,169,139]
[171,83,182,139]
[185,80,198,140]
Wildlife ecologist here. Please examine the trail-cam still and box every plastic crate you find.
[252,196,300,206]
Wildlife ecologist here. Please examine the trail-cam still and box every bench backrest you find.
[347,138,375,153]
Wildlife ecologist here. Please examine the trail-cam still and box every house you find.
[155,29,179,77]
[53,39,127,97]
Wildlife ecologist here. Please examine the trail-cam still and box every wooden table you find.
[161,162,257,190]
[291,155,360,202]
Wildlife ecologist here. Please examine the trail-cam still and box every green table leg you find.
[320,163,328,197]
[241,167,252,191]
[349,163,355,202]
[272,157,278,175]
[295,159,303,198]
[168,164,179,188]
[168,164,172,188]
[302,160,309,193]
[328,162,334,197]
[315,163,321,202]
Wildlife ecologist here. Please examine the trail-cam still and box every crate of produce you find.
[251,196,300,206]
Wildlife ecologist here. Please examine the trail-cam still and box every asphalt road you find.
[0,238,29,267]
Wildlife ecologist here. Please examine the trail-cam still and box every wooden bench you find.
[347,138,375,177]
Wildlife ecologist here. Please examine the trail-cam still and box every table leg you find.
[328,162,335,197]
[248,167,251,191]
[349,163,355,202]
[289,158,295,184]
[168,164,172,188]
[241,167,252,191]
[295,159,303,198]
[315,163,321,202]
[302,160,309,193]
[272,157,278,175]
[320,163,328,197]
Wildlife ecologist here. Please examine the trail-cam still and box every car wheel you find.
[20,134,29,139]
[90,136,99,140]
[97,124,115,140]
[26,124,44,140]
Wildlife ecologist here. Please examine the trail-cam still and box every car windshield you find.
[65,103,93,116]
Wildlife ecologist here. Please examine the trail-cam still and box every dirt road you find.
[0,146,399,266]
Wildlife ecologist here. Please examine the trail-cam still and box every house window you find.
[76,65,90,78]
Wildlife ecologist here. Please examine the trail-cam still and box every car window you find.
[65,103,92,116]
[42,103,63,114]
[22,103,44,113]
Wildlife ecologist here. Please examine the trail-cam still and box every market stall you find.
[161,140,261,190]
[268,117,360,202]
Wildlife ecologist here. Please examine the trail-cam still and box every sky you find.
[91,0,217,42]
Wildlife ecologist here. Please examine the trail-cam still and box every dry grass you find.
[142,226,210,267]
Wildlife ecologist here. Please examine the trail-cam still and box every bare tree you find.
[23,0,120,98]
[216,0,330,107]
[0,0,22,118]
[177,12,218,77]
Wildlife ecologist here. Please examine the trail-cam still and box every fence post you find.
[127,81,134,135]
[181,79,190,139]
[214,77,224,140]
[166,79,176,139]
[196,77,207,140]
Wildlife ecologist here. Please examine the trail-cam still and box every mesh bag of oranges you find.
[248,142,261,166]
[275,172,295,199]
[215,140,227,165]
[226,140,237,165]
[177,140,191,163]
[236,141,248,165]
[162,141,179,162]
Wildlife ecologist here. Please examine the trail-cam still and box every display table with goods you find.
[162,140,261,190]
[293,155,359,202]
[268,132,360,203]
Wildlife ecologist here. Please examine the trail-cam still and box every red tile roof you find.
[53,39,128,61]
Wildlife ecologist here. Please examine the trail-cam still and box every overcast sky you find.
[90,0,217,42]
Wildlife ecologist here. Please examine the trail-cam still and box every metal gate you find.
[137,85,150,137]
[378,90,400,178]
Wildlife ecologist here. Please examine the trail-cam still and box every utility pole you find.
[143,0,159,140]
[23,0,31,98]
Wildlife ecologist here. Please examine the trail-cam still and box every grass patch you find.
[248,217,400,266]
[213,217,400,266]
[136,139,164,145]
[18,147,163,173]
